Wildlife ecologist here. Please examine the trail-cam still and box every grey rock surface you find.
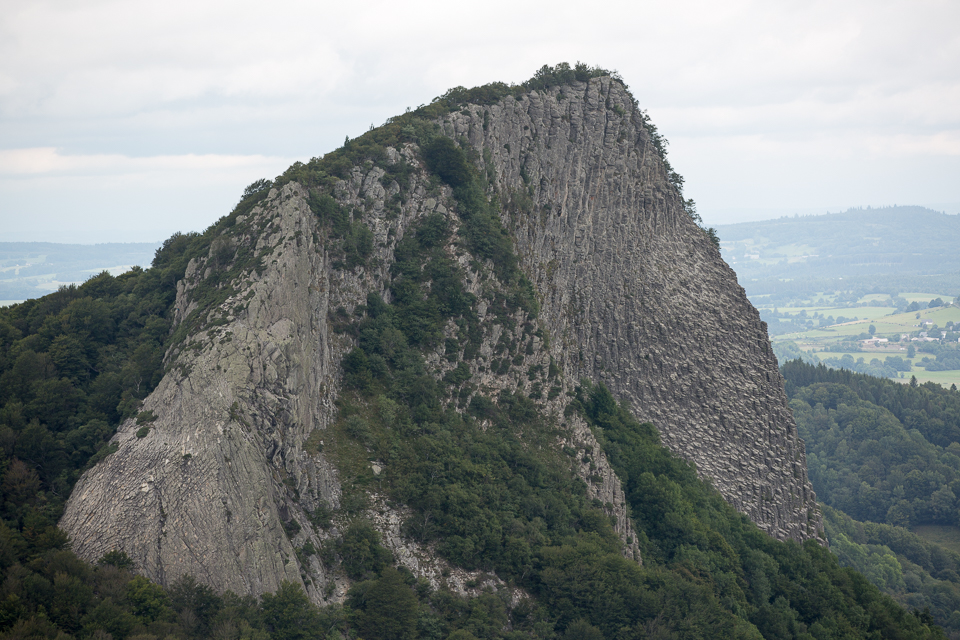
[62,184,343,599]
[444,77,822,542]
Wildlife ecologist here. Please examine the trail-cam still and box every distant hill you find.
[0,241,160,302]
[716,206,960,288]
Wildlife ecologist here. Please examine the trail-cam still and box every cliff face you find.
[61,188,340,598]
[60,76,821,602]
[443,78,821,541]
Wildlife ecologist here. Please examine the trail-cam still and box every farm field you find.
[764,292,960,389]
[780,305,960,341]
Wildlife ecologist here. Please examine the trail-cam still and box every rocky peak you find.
[60,73,822,604]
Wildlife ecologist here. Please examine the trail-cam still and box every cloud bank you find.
[1,0,958,239]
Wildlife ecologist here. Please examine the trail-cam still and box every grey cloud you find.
[0,0,957,239]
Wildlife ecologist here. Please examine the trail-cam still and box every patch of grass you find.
[136,410,158,425]
[912,525,960,556]
[908,369,960,389]
[304,428,324,455]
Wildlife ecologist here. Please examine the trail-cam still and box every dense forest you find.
[0,65,948,638]
[783,360,960,636]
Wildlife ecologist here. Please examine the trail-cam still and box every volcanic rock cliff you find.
[60,74,823,603]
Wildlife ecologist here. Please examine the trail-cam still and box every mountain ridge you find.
[59,70,822,604]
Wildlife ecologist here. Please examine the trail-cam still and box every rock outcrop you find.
[441,78,822,542]
[60,75,822,603]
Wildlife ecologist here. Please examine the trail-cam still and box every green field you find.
[912,525,960,556]
[766,293,960,389]
[772,298,959,339]
[785,349,960,387]
[908,369,960,389]
[772,305,891,317]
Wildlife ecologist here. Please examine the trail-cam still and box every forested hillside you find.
[784,360,960,636]
[716,207,960,283]
[714,208,960,326]
[0,293,944,638]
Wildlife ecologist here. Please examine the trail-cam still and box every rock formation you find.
[446,78,821,541]
[60,75,822,603]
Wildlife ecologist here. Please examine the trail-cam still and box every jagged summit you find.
[60,67,822,603]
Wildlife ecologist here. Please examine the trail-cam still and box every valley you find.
[715,210,960,390]
[719,210,960,636]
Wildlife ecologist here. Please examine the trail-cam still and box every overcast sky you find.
[1,0,958,243]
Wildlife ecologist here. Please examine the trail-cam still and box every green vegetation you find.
[302,141,941,633]
[306,192,374,270]
[0,179,305,639]
[0,519,556,640]
[276,61,718,258]
[319,204,942,636]
[0,267,181,531]
[784,360,960,634]
[569,381,941,639]
[761,293,960,339]
[911,525,960,555]
[274,63,627,200]
[0,542,270,640]
[761,292,960,389]
[717,206,960,389]
[789,380,960,527]
[822,504,960,637]
[421,136,536,312]
[429,61,621,107]
[783,360,960,450]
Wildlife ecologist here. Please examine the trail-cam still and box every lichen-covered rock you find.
[60,75,821,605]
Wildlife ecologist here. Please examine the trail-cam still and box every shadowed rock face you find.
[444,78,822,542]
[60,76,822,602]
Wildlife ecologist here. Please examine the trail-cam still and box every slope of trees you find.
[822,504,960,637]
[783,360,960,448]
[573,382,940,639]
[322,200,942,637]
[789,381,960,528]
[783,360,960,636]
